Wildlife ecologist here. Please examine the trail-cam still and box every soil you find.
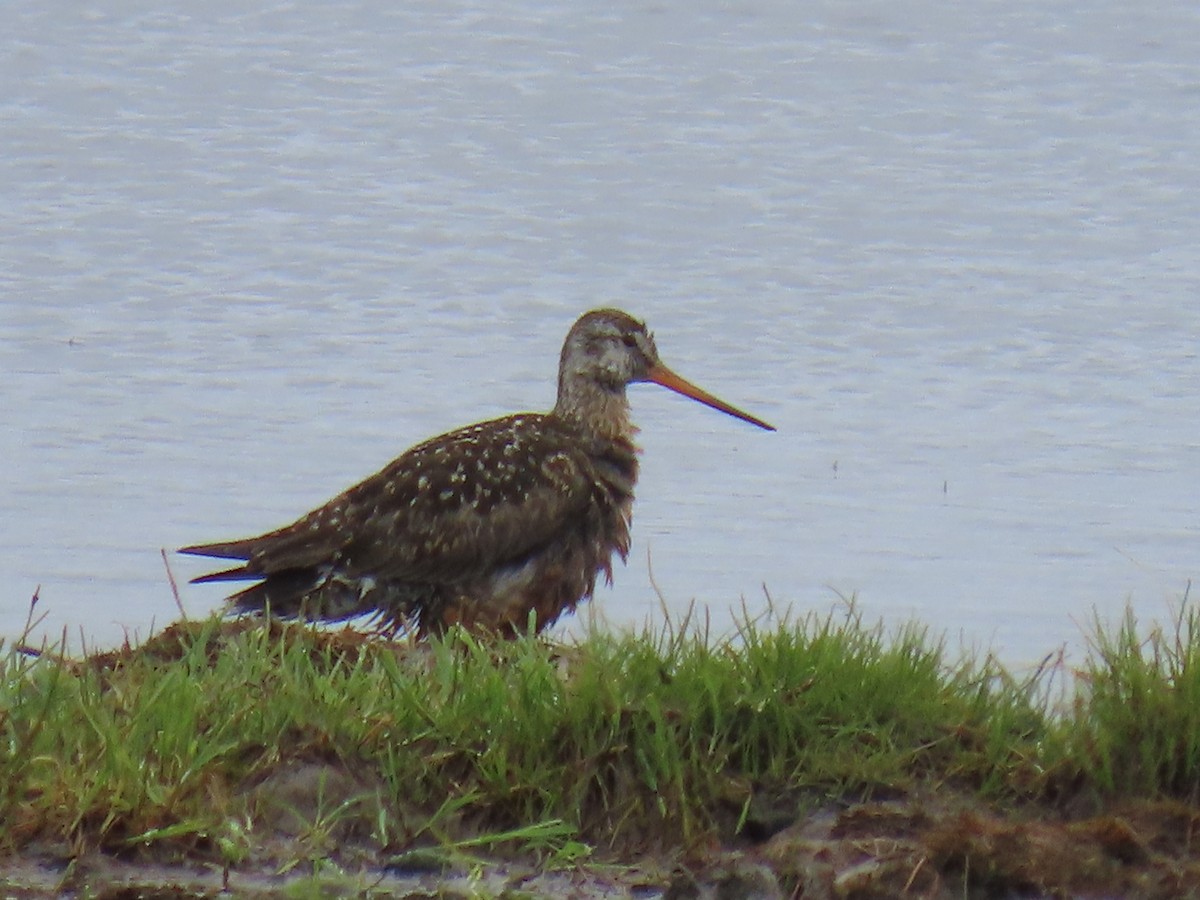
[8,778,1200,898]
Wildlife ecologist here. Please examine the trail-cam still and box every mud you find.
[7,789,1200,899]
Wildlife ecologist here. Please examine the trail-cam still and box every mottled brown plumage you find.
[180,308,774,636]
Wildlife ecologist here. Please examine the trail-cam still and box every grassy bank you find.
[3,599,1200,897]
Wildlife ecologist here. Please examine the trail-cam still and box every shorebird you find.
[181,308,774,637]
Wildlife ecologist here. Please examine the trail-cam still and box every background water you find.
[3,0,1198,667]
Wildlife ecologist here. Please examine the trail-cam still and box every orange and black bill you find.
[646,364,775,431]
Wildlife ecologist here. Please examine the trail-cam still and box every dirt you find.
[7,785,1200,899]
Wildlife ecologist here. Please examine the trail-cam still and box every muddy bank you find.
[8,786,1200,898]
[8,618,1200,898]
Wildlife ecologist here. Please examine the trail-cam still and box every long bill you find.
[646,363,776,431]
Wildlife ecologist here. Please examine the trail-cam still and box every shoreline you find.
[4,604,1199,898]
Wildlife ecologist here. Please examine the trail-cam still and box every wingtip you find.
[177,541,254,561]
[189,565,261,585]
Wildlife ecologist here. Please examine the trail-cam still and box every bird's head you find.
[555,308,775,433]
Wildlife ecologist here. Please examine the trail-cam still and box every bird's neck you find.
[552,376,636,444]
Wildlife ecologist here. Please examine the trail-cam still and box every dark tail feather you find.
[225,570,327,617]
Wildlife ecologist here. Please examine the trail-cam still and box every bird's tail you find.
[223,569,423,636]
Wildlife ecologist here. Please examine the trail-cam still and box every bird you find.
[180,308,774,638]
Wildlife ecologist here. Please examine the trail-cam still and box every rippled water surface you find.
[3,0,1198,664]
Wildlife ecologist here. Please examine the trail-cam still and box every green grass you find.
[1041,597,1200,799]
[2,597,1199,869]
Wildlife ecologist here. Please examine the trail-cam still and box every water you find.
[3,0,1198,666]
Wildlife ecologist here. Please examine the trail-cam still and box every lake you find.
[3,0,1198,668]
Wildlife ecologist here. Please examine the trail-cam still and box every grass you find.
[3,595,1200,896]
[1043,595,1200,799]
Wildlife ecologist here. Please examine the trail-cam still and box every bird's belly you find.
[432,534,618,636]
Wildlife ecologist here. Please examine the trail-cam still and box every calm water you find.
[3,0,1198,666]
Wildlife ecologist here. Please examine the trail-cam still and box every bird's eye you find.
[621,333,639,348]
